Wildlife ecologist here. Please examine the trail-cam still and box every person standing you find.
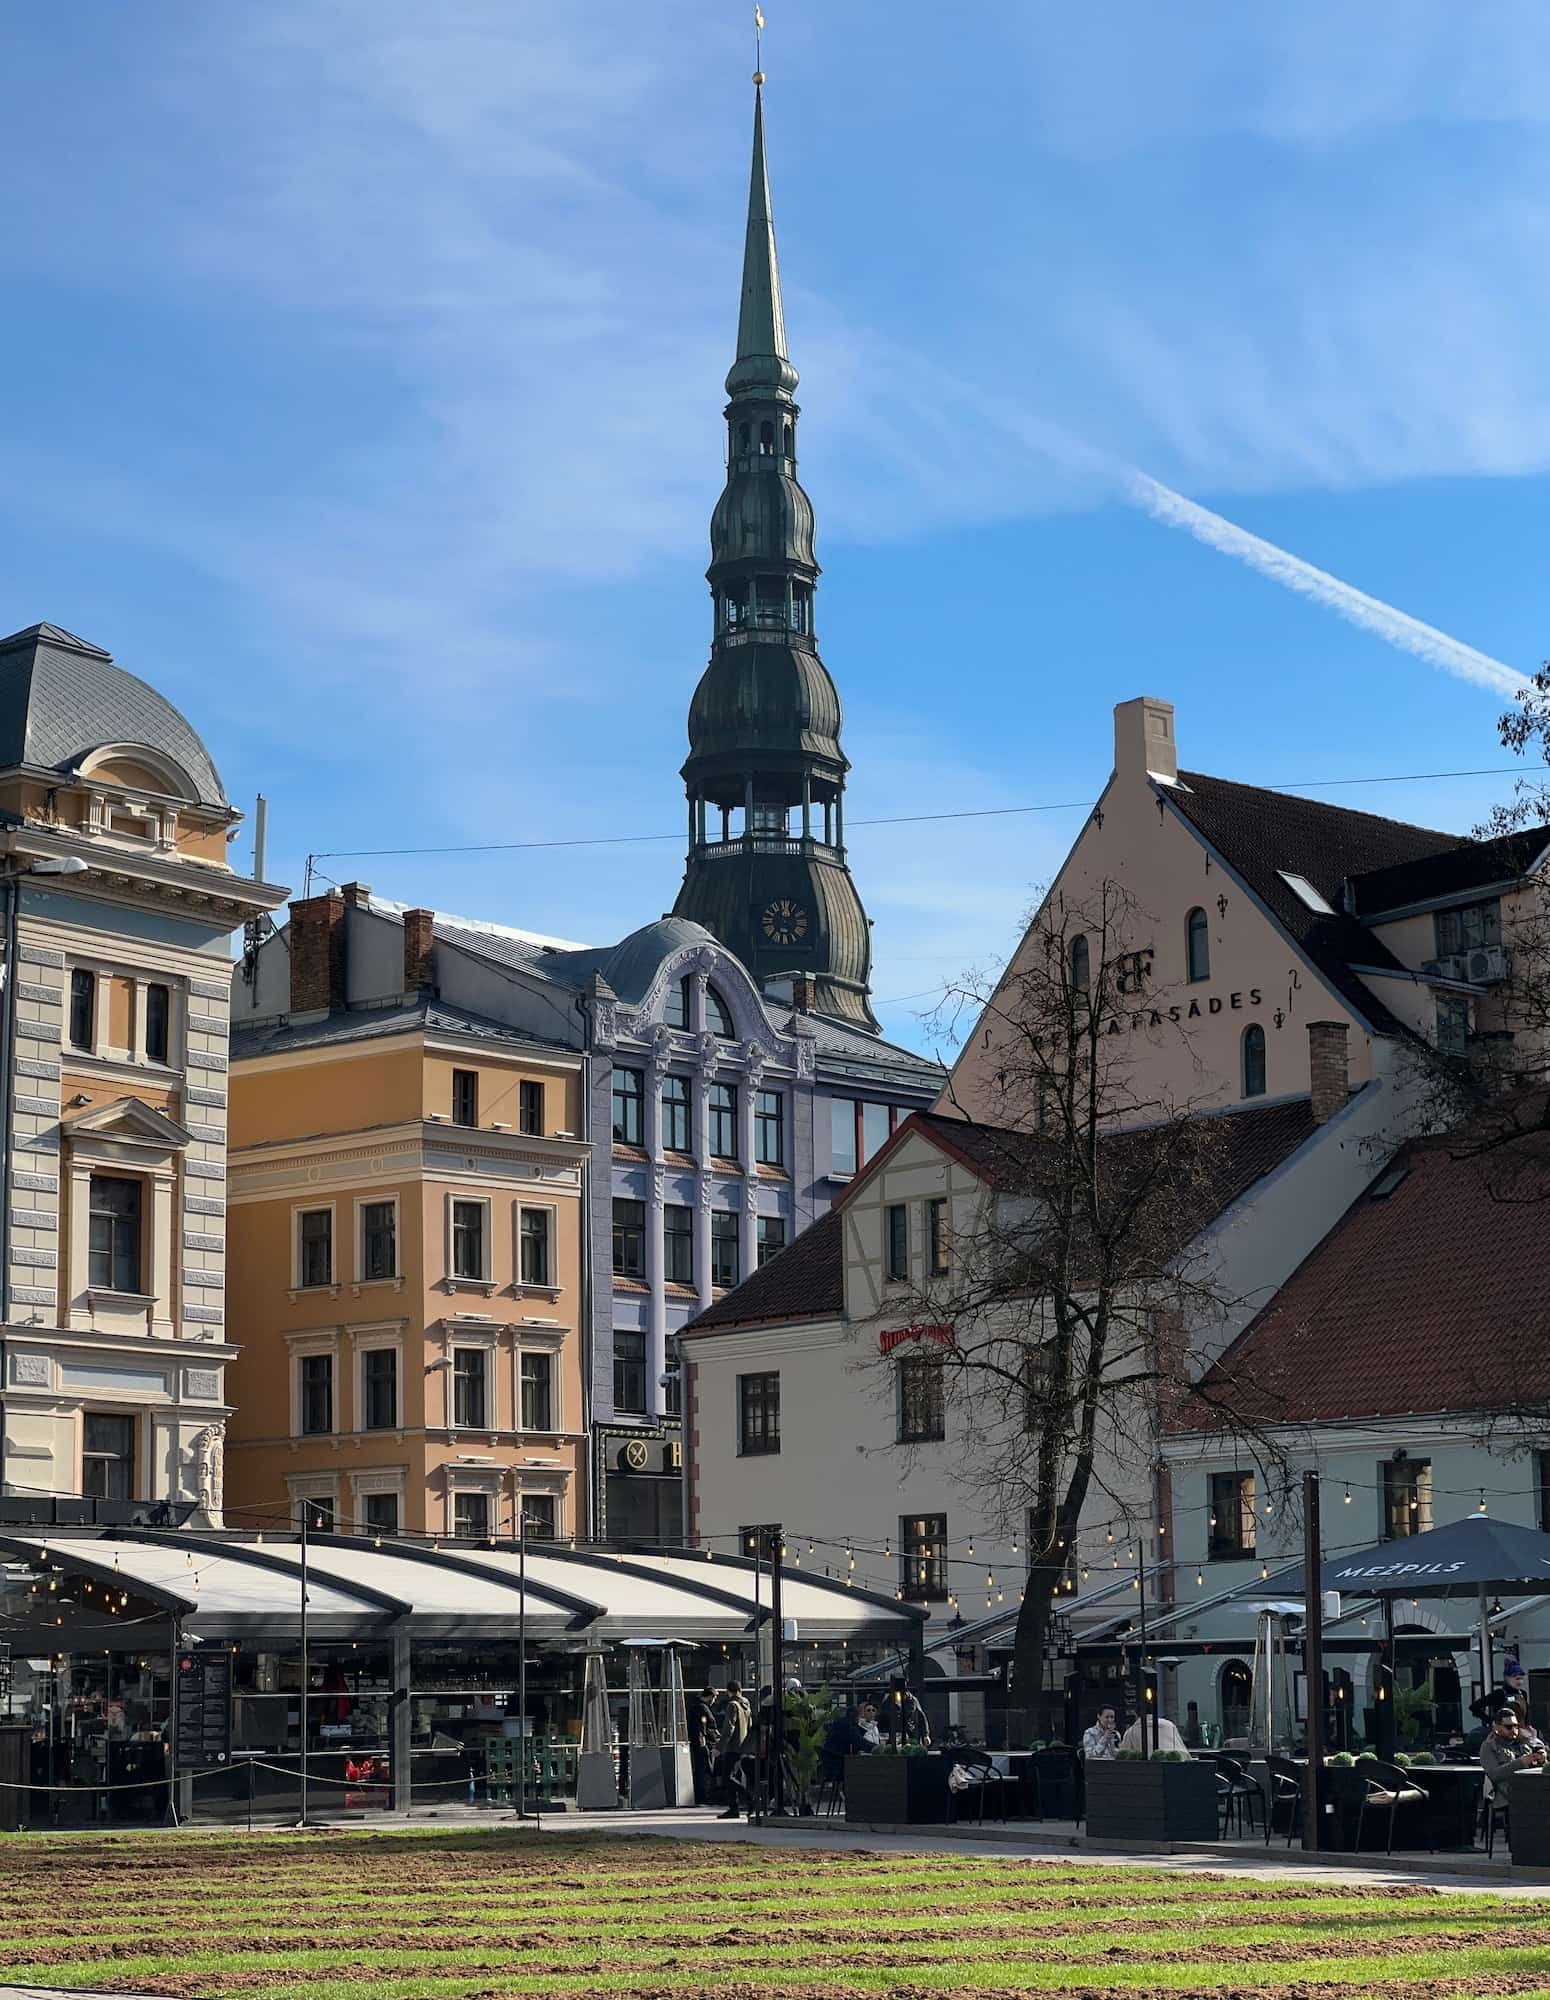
[714,1683,753,1819]
[686,1684,719,1807]
[1471,1660,1534,1732]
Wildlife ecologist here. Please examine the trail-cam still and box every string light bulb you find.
[1195,1569,1204,1588]
[1343,1485,1352,1505]
[1478,1490,1488,1515]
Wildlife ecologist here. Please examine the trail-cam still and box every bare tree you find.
[864,881,1285,1733]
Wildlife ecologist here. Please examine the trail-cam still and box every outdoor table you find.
[988,1750,1041,1818]
[1292,1758,1483,1852]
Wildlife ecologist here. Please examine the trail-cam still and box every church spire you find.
[728,86,798,400]
[671,64,879,1033]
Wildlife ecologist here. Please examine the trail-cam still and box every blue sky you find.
[2,1,1547,1053]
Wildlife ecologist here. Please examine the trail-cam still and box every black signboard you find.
[175,1645,232,1767]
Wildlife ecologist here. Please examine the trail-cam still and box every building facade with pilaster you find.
[0,621,284,1525]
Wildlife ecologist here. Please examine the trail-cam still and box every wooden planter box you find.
[1084,1758,1219,1842]
[1509,1771,1550,1865]
[844,1752,951,1825]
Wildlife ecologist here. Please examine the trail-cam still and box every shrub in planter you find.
[1326,1752,1356,1768]
[1408,1752,1437,1766]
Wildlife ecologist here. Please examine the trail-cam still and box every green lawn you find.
[3,1828,1550,1997]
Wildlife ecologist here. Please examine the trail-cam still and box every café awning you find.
[1257,1515,1550,1602]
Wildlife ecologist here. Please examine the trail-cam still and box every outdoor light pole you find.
[515,1506,541,1828]
[1301,1470,1325,1853]
[768,1524,786,1815]
[298,1503,310,1828]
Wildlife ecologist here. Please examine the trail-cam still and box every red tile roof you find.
[1178,1126,1550,1429]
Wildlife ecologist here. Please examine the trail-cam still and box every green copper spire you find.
[727,86,799,400]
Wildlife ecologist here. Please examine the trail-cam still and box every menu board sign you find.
[175,1645,232,1767]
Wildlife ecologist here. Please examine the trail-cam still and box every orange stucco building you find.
[223,891,588,1541]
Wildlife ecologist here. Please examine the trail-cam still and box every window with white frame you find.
[518,1206,553,1288]
[520,1350,554,1431]
[359,1198,398,1281]
[519,1492,559,1539]
[452,1490,491,1539]
[362,1492,400,1536]
[300,1353,334,1436]
[295,1207,334,1289]
[452,1347,489,1429]
[450,1197,489,1282]
[359,1345,398,1431]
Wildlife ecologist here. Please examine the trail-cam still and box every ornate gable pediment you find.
[61,1095,191,1153]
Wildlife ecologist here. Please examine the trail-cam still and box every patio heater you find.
[577,1650,620,1810]
[1248,1608,1296,1753]
[622,1639,692,1809]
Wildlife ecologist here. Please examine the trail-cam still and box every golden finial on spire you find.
[753,4,765,86]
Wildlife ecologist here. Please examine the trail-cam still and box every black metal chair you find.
[1263,1755,1303,1847]
[1356,1758,1429,1855]
[1480,1783,1510,1857]
[1217,1753,1262,1838]
[948,1751,1008,1825]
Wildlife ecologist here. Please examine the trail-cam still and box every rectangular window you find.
[664,1204,693,1285]
[519,1207,551,1287]
[757,1215,786,1267]
[862,1102,891,1165]
[520,1351,553,1431]
[755,1089,785,1167]
[81,1413,135,1502]
[927,1197,949,1276]
[612,1198,645,1278]
[612,1067,645,1146]
[1435,899,1502,956]
[738,1371,780,1455]
[709,1081,738,1160]
[300,1496,336,1533]
[453,1490,491,1540]
[297,1208,333,1289]
[451,1069,478,1127]
[1382,1457,1433,1540]
[898,1354,945,1442]
[300,1354,334,1437]
[69,968,95,1052]
[452,1348,488,1429]
[1208,1470,1256,1559]
[88,1176,142,1293]
[144,983,170,1065]
[614,1328,647,1414]
[520,1493,558,1540]
[885,1203,909,1282]
[362,1492,399,1536]
[665,976,690,1030]
[1437,994,1470,1057]
[518,1079,544,1136]
[361,1348,397,1431]
[661,1074,691,1152]
[663,1338,682,1416]
[360,1200,397,1281]
[901,1513,948,1601]
[451,1199,486,1280]
[711,1209,740,1289]
[830,1098,858,1176]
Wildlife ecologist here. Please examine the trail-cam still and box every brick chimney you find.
[791,973,816,1014]
[1113,695,1178,785]
[403,907,436,995]
[288,890,346,1016]
[340,881,372,908]
[1308,1020,1350,1123]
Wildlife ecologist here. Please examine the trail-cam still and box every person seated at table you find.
[856,1700,882,1750]
[1479,1709,1546,1801]
[820,1703,873,1777]
[1118,1711,1188,1754]
[1081,1704,1120,1761]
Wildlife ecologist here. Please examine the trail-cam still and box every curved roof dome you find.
[0,624,227,809]
[684,643,843,780]
[601,917,722,1004]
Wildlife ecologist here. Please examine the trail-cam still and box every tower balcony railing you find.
[691,831,842,861]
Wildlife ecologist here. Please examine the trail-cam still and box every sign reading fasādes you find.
[878,1324,954,1357]
[1102,988,1264,1037]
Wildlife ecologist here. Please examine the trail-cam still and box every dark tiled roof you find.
[680,1207,844,1335]
[685,1095,1318,1338]
[1178,1125,1550,1429]
[801,1011,945,1095]
[232,999,560,1060]
[1348,827,1550,920]
[0,623,227,808]
[1168,771,1460,1036]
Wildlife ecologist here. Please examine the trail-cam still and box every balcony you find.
[692,833,841,861]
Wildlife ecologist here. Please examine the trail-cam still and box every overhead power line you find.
[307,763,1529,867]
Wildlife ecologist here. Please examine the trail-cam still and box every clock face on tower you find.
[761,897,809,946]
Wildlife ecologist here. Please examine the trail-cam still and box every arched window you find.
[759,420,774,454]
[1242,1022,1266,1098]
[1069,933,1090,993]
[705,984,734,1038]
[782,421,793,455]
[665,976,690,1030]
[1186,906,1210,983]
[737,423,751,454]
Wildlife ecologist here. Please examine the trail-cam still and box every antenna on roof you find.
[252,794,268,883]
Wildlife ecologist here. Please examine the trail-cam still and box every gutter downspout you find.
[0,869,18,1497]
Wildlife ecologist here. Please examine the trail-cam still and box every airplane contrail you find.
[1125,470,1526,700]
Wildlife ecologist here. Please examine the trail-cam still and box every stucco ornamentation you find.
[592,1001,619,1048]
[651,1168,665,1206]
[185,1425,224,1512]
[697,1178,715,1211]
[793,1033,818,1078]
[697,1031,720,1074]
[9,1353,49,1387]
[744,1041,766,1084]
[743,1181,760,1216]
[651,1025,677,1067]
[183,1367,221,1401]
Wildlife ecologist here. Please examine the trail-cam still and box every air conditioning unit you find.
[1467,945,1507,984]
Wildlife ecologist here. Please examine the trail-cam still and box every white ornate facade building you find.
[0,623,283,1525]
